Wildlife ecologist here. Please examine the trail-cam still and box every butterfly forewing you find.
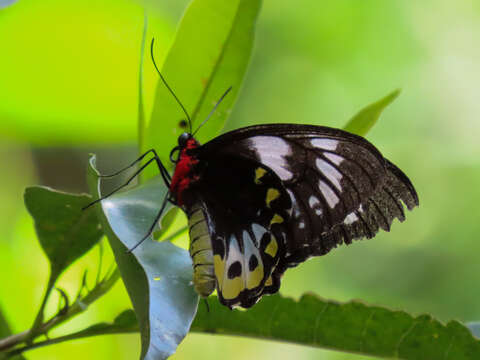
[201,125,388,228]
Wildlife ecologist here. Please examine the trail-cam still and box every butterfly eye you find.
[169,146,180,163]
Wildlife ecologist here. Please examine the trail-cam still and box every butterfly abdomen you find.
[187,203,215,297]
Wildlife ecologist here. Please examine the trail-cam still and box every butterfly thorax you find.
[170,137,201,206]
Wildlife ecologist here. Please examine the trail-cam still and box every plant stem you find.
[0,268,120,353]
[5,318,138,358]
[26,270,58,343]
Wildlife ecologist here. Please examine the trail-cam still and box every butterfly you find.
[89,119,418,309]
[86,40,418,309]
[165,122,418,309]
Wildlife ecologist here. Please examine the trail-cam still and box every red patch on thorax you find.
[169,138,200,206]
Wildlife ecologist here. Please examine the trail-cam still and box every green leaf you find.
[143,0,262,177]
[113,309,138,328]
[86,155,198,360]
[24,186,103,336]
[79,310,139,336]
[343,89,400,136]
[137,13,148,153]
[192,294,480,360]
[24,186,103,278]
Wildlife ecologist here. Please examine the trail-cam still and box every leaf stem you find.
[0,268,120,353]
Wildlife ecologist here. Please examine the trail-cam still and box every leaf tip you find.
[343,88,402,136]
[87,154,100,176]
[386,88,401,102]
[88,153,97,165]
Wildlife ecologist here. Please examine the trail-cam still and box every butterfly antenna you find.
[192,86,232,136]
[150,38,192,133]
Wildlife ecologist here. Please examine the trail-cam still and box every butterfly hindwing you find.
[186,154,291,308]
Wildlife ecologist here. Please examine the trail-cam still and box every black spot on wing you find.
[212,236,226,259]
[249,254,259,271]
[227,261,242,279]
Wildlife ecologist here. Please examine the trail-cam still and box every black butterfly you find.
[165,123,418,308]
[87,40,418,309]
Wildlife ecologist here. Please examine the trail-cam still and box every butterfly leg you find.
[97,149,171,184]
[127,191,171,253]
[203,298,210,313]
[84,156,161,210]
[83,149,171,210]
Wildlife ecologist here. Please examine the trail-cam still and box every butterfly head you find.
[170,132,200,163]
[177,132,192,149]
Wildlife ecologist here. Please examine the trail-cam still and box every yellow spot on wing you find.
[265,275,273,287]
[265,235,278,257]
[153,276,161,281]
[222,276,243,300]
[254,167,267,184]
[270,214,284,225]
[247,261,264,290]
[214,255,225,290]
[266,188,280,207]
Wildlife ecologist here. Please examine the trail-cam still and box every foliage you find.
[193,294,480,360]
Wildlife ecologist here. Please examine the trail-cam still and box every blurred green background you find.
[1,0,479,359]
